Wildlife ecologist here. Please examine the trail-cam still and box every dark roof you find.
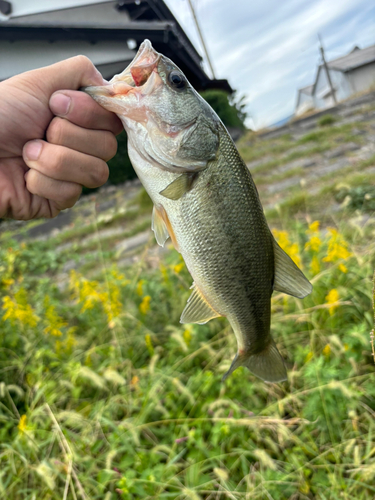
[298,84,314,96]
[328,43,375,72]
[0,0,232,92]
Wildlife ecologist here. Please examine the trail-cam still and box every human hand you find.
[0,56,123,220]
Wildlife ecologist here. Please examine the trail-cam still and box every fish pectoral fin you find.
[273,238,312,298]
[180,283,221,325]
[151,205,170,247]
[222,339,287,383]
[159,172,198,200]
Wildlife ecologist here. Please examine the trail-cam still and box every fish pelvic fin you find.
[152,205,169,247]
[273,238,312,299]
[152,204,180,252]
[222,338,287,383]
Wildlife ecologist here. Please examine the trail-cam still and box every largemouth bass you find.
[84,40,312,382]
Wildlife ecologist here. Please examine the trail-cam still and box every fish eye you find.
[168,70,186,90]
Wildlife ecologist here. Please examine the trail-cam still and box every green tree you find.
[200,89,247,129]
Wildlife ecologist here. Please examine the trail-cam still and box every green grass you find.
[1,107,375,500]
[1,215,375,499]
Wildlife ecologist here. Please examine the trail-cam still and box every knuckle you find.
[64,186,82,208]
[53,148,66,174]
[25,169,39,193]
[74,54,92,69]
[103,132,118,160]
[90,160,109,188]
[46,117,64,145]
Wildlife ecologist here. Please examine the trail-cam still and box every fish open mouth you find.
[83,39,161,99]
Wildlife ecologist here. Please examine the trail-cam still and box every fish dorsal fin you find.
[151,205,170,247]
[160,172,198,200]
[180,283,221,325]
[273,238,312,298]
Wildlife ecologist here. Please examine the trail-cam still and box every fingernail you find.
[50,93,71,116]
[24,140,42,161]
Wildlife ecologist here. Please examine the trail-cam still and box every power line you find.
[318,34,337,105]
[186,0,216,79]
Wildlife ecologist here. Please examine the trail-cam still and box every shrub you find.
[200,89,247,129]
[318,114,336,126]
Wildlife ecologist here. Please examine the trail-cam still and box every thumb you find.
[17,56,105,104]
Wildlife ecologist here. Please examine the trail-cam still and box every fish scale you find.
[169,128,274,350]
[84,39,312,383]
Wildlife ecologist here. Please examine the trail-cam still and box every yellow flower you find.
[145,333,154,355]
[307,221,320,234]
[136,280,145,297]
[323,228,351,264]
[139,295,151,314]
[2,278,14,289]
[173,262,184,274]
[18,415,27,433]
[43,297,67,337]
[272,229,301,267]
[130,375,139,386]
[305,351,313,362]
[338,263,348,273]
[183,326,193,346]
[2,288,39,328]
[305,235,322,252]
[310,255,321,275]
[322,344,331,357]
[103,283,122,323]
[325,289,339,315]
[160,264,169,283]
[69,271,122,324]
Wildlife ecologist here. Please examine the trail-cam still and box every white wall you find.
[295,91,314,116]
[313,67,352,110]
[0,0,113,20]
[347,63,375,93]
[0,40,135,80]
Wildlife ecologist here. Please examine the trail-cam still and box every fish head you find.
[84,39,219,172]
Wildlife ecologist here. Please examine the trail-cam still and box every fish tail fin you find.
[222,338,287,383]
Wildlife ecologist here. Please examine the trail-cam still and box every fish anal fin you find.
[222,338,287,383]
[152,205,170,247]
[180,283,221,325]
[273,238,312,298]
[153,204,180,252]
[160,172,198,200]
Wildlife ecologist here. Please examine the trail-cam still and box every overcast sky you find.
[165,0,375,128]
[4,0,375,128]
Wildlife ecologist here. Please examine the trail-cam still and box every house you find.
[295,84,314,116]
[0,0,231,93]
[295,43,375,116]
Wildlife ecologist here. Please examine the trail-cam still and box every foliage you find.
[107,131,137,185]
[81,131,137,194]
[334,184,375,212]
[318,114,337,126]
[200,90,247,130]
[1,218,375,499]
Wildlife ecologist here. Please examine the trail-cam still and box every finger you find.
[25,169,82,211]
[31,55,106,96]
[46,117,118,160]
[49,90,123,135]
[23,140,109,189]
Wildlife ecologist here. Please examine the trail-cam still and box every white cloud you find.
[166,0,375,128]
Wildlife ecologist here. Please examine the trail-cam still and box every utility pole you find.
[318,34,337,105]
[186,0,216,79]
